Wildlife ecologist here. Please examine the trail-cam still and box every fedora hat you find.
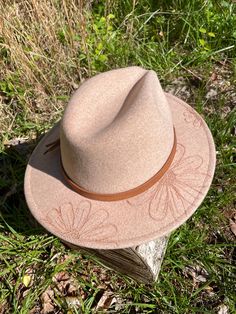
[24,67,216,249]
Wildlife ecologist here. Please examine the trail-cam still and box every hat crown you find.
[60,67,174,194]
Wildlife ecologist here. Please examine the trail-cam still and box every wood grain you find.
[66,235,169,284]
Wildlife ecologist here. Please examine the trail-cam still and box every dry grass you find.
[0,0,97,140]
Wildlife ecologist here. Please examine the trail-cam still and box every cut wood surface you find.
[66,235,169,284]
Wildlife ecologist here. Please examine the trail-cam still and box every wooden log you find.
[66,235,169,284]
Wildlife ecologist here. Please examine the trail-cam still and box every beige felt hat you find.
[24,66,216,249]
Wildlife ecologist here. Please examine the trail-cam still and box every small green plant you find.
[76,12,124,73]
[0,77,25,100]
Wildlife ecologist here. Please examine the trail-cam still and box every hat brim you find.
[24,93,216,249]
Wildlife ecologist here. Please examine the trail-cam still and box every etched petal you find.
[60,203,75,230]
[174,155,203,175]
[126,185,157,207]
[71,205,118,243]
[193,118,202,128]
[172,173,206,184]
[46,208,67,232]
[79,208,109,234]
[74,200,91,230]
[80,224,117,241]
[183,110,193,123]
[173,180,200,205]
[171,144,185,169]
[149,183,169,221]
[168,184,188,219]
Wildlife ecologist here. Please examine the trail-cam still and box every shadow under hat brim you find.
[24,93,216,249]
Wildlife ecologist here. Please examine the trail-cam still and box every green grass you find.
[0,0,236,313]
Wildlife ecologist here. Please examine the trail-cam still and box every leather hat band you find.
[61,129,177,202]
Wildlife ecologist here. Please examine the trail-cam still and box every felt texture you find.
[61,67,173,193]
[24,68,216,249]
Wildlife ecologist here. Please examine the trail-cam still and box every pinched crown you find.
[60,67,174,194]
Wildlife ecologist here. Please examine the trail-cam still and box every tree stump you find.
[66,235,169,284]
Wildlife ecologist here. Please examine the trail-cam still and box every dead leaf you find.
[53,271,70,282]
[53,272,78,297]
[65,281,78,296]
[40,288,55,314]
[29,304,41,314]
[206,88,217,99]
[204,286,215,297]
[16,283,27,303]
[53,270,88,301]
[113,296,126,312]
[217,304,229,314]
[23,274,31,287]
[4,137,28,147]
[229,219,236,237]
[183,265,208,285]
[222,209,235,219]
[210,72,217,81]
[65,296,81,308]
[95,291,114,311]
[0,301,9,314]
[57,254,70,264]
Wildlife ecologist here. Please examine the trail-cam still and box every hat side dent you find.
[60,67,174,194]
[61,66,148,140]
